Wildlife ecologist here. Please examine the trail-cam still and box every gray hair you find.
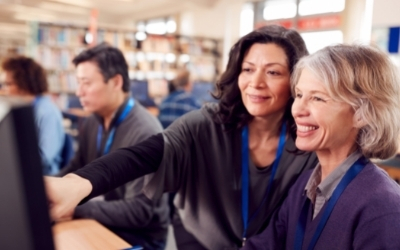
[291,44,400,159]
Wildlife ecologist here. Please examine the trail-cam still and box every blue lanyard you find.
[241,122,287,246]
[97,98,135,156]
[294,157,367,250]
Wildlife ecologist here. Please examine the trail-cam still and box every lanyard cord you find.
[96,98,135,156]
[294,157,367,250]
[241,122,287,245]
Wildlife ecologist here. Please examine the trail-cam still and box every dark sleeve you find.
[74,133,164,201]
[73,182,157,228]
[143,113,195,200]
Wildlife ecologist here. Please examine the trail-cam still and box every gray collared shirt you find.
[305,151,363,219]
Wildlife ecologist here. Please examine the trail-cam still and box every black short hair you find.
[72,43,130,92]
[213,25,309,134]
[2,56,48,95]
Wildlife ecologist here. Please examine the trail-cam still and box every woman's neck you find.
[247,112,285,167]
[317,144,358,182]
[248,112,285,143]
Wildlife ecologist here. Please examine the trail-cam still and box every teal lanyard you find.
[241,122,287,246]
[96,98,135,156]
[294,157,367,250]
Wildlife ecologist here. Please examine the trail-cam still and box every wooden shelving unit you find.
[31,23,221,98]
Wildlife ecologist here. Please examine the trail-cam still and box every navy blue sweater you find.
[243,162,400,250]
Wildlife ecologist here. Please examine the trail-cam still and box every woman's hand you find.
[44,174,92,221]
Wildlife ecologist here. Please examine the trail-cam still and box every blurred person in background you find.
[158,69,201,129]
[2,56,65,175]
[44,25,318,250]
[58,43,169,250]
[242,44,400,249]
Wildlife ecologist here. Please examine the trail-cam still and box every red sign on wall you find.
[88,9,98,47]
[255,15,341,31]
[255,20,294,29]
[297,15,341,30]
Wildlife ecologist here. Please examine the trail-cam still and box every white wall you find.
[342,0,374,44]
[372,0,400,26]
[371,0,400,71]
[179,0,244,70]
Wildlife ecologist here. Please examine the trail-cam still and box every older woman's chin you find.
[295,140,320,152]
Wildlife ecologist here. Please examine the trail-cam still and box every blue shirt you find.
[158,90,201,128]
[34,96,65,175]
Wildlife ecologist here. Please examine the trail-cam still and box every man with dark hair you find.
[158,69,201,128]
[2,56,65,175]
[59,43,169,249]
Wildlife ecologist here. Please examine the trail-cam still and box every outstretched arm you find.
[45,133,164,221]
[75,133,164,200]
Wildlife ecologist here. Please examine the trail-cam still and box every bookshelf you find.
[0,38,26,96]
[0,38,26,82]
[30,23,221,99]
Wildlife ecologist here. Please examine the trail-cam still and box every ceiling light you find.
[179,54,190,63]
[135,31,147,41]
[85,33,93,44]
[165,53,176,63]
[166,20,177,33]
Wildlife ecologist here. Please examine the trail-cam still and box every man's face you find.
[75,61,115,113]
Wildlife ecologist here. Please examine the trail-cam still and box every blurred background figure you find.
[58,43,169,250]
[1,56,65,175]
[158,69,201,129]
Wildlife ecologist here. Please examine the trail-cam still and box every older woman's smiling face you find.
[292,69,359,156]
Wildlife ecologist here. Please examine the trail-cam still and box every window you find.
[263,0,297,20]
[145,19,167,35]
[240,3,254,37]
[301,30,343,54]
[135,17,177,35]
[299,0,345,16]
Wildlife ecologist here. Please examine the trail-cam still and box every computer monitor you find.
[191,82,218,104]
[0,97,55,250]
[66,93,83,109]
[130,80,156,107]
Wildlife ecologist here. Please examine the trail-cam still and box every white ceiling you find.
[0,0,221,39]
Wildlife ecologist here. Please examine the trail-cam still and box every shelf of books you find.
[31,23,221,98]
[0,38,26,93]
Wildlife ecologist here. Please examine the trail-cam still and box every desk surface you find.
[53,219,131,250]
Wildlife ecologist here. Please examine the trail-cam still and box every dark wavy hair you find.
[2,56,48,95]
[213,25,308,134]
[72,43,130,93]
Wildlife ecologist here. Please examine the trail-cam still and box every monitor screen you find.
[191,82,218,104]
[67,93,83,109]
[0,97,55,250]
[130,80,156,107]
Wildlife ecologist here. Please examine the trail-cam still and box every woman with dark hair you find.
[45,25,317,249]
[2,56,65,175]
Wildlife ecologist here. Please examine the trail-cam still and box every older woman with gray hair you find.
[242,44,400,249]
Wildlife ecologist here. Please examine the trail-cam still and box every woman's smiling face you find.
[238,43,291,119]
[292,68,358,155]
